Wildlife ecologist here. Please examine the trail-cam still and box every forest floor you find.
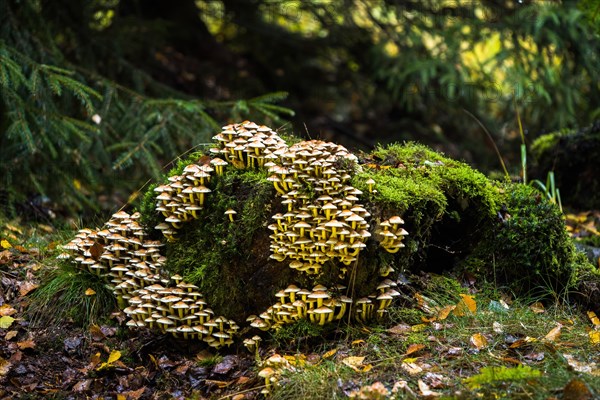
[0,213,599,400]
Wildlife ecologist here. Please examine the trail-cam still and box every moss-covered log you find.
[60,122,598,348]
[137,125,597,322]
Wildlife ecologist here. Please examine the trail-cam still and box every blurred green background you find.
[1,0,599,221]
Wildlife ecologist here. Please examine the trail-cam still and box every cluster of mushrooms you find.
[60,211,239,348]
[59,121,409,348]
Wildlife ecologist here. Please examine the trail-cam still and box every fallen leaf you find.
[1,239,12,249]
[470,333,488,350]
[322,348,337,359]
[418,379,441,397]
[437,305,455,321]
[19,281,39,296]
[387,324,412,335]
[587,311,600,327]
[509,337,537,348]
[401,361,423,375]
[411,324,427,332]
[544,324,562,342]
[0,356,12,376]
[342,356,373,373]
[563,354,600,375]
[493,321,503,333]
[0,304,17,316]
[405,344,425,356]
[85,288,96,296]
[351,339,366,346]
[530,302,545,314]
[121,387,145,400]
[72,379,92,392]
[89,242,104,261]
[205,379,232,388]
[0,315,15,329]
[5,330,18,340]
[453,294,476,316]
[96,350,121,371]
[563,378,593,400]
[589,331,600,345]
[17,340,35,350]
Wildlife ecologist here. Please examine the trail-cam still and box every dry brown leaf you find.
[544,324,562,342]
[72,379,92,393]
[530,302,545,314]
[405,344,425,356]
[388,324,412,335]
[89,242,104,261]
[89,324,106,341]
[563,378,593,400]
[17,340,35,350]
[19,281,39,296]
[453,294,476,316]
[0,304,17,316]
[470,333,488,350]
[5,330,18,340]
[0,356,12,376]
[205,379,233,388]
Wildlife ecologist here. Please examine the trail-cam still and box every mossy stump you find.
[61,121,598,347]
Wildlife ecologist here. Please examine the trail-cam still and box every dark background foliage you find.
[1,0,599,221]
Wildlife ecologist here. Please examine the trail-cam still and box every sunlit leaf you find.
[588,311,600,327]
[453,294,476,316]
[85,288,96,296]
[470,333,488,350]
[322,348,337,359]
[351,339,366,346]
[411,324,427,332]
[1,239,11,249]
[19,281,39,296]
[437,305,455,320]
[0,316,15,329]
[96,350,122,371]
[493,321,503,333]
[388,324,412,335]
[401,361,423,375]
[589,331,600,345]
[342,356,372,373]
[405,344,425,356]
[544,324,562,342]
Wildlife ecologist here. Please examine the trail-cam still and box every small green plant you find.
[28,262,116,326]
[530,171,563,212]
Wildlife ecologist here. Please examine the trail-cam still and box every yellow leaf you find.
[453,294,476,316]
[411,324,427,332]
[588,311,600,327]
[85,288,96,296]
[107,350,121,364]
[589,331,600,345]
[322,348,337,359]
[470,333,488,350]
[437,305,455,321]
[342,356,372,373]
[544,324,562,342]
[351,339,365,346]
[73,179,82,190]
[96,350,121,371]
[117,395,127,400]
[17,340,35,350]
[405,344,425,356]
[0,316,15,329]
[1,239,11,249]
